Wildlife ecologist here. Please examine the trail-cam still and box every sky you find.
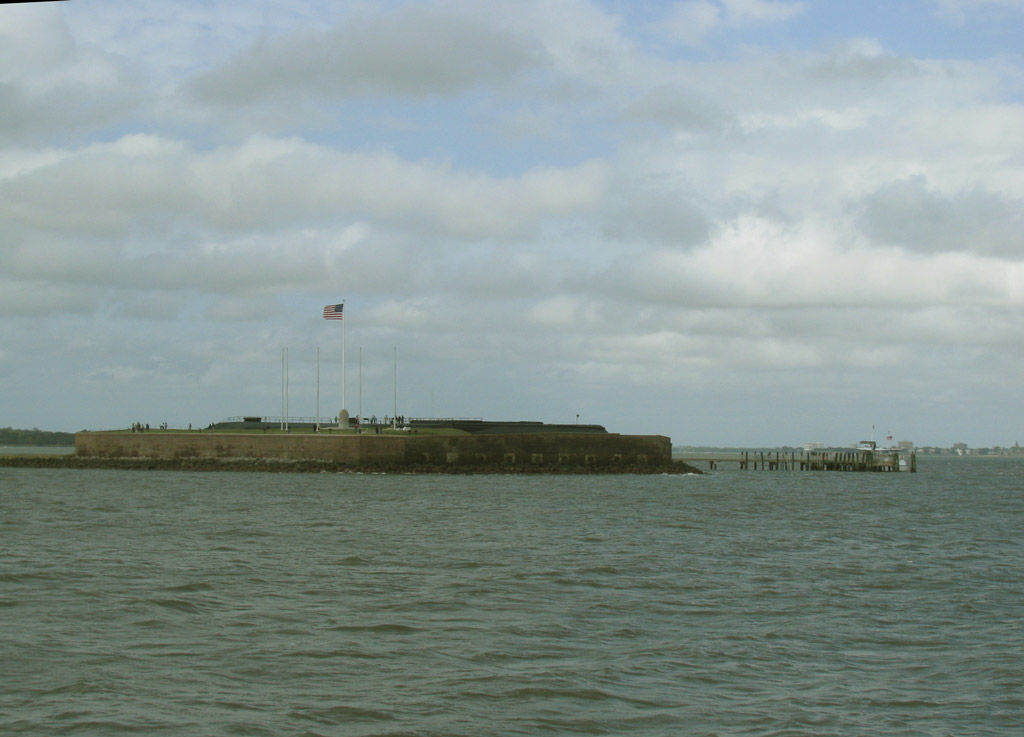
[2,0,1023,447]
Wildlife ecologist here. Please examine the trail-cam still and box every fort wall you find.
[75,431,673,471]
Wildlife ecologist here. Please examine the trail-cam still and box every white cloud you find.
[0,134,609,254]
[662,1,722,47]
[857,176,1024,255]
[722,0,805,24]
[0,6,141,143]
[503,0,639,85]
[661,0,804,46]
[63,0,339,86]
[621,215,1024,311]
[186,2,546,107]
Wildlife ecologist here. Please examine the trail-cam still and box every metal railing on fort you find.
[219,416,484,425]
[220,416,335,425]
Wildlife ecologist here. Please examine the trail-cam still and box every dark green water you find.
[2,459,1022,736]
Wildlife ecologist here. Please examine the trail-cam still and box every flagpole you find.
[358,346,362,427]
[393,345,397,429]
[280,348,285,431]
[322,302,346,427]
[285,346,289,432]
[342,301,346,416]
[316,346,320,432]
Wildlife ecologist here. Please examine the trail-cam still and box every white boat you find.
[856,438,915,472]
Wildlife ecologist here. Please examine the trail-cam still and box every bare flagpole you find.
[316,346,320,432]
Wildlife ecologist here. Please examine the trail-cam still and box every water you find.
[2,459,1022,736]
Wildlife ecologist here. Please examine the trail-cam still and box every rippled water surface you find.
[2,459,1022,736]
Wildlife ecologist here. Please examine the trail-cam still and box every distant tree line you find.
[0,427,75,446]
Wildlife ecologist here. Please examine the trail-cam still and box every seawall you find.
[74,431,677,473]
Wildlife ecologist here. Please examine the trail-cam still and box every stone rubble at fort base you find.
[0,454,700,475]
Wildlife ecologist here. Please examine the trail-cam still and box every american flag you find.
[322,303,344,320]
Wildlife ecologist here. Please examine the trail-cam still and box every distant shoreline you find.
[0,427,75,446]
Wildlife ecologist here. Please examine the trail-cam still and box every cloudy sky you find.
[2,0,1023,447]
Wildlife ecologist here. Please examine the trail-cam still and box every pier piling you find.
[679,448,916,473]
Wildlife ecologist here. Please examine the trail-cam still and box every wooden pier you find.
[678,449,916,472]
